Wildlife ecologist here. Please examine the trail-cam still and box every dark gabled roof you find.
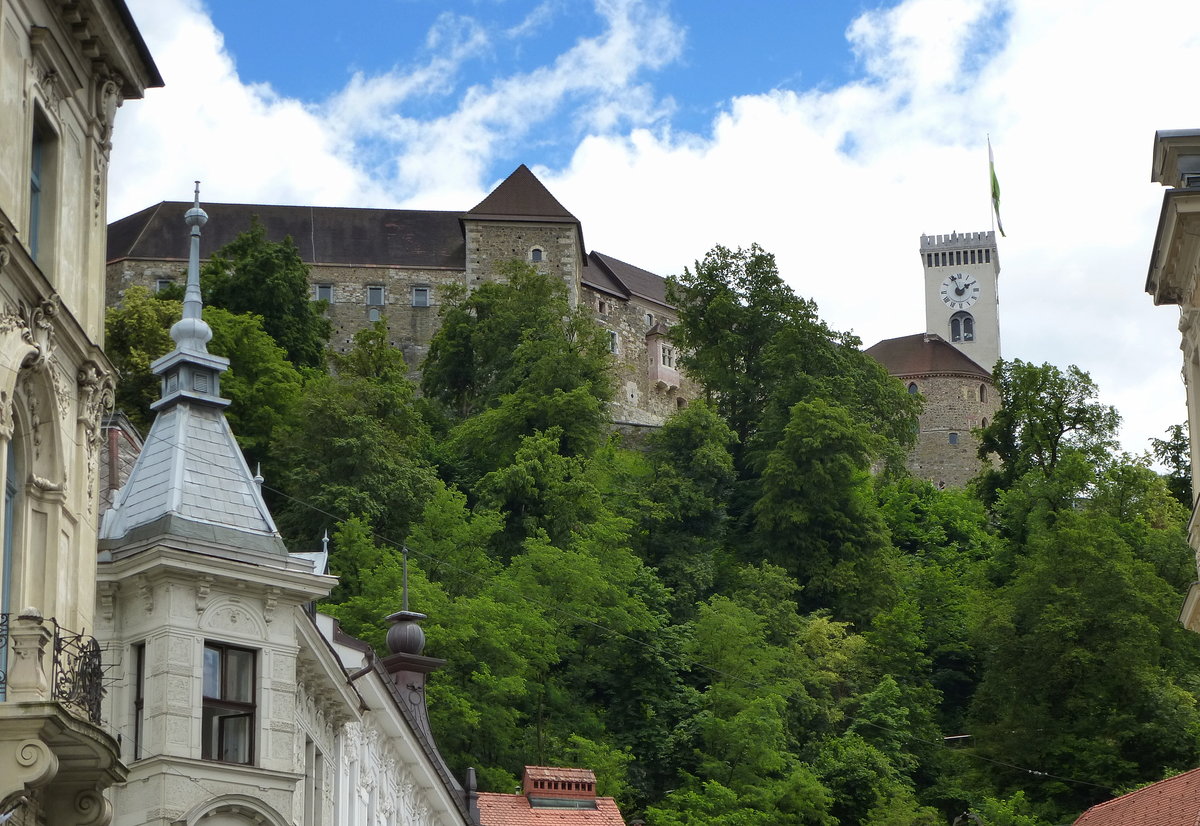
[1073,767,1200,826]
[107,202,467,269]
[586,251,672,308]
[864,333,992,379]
[465,164,579,223]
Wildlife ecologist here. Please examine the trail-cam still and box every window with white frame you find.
[530,247,544,263]
[412,286,430,307]
[314,284,333,303]
[366,285,384,306]
[202,642,255,764]
[155,279,175,293]
[608,331,619,353]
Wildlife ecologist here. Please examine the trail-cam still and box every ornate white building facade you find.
[95,194,478,826]
[0,0,159,822]
[1146,129,1200,631]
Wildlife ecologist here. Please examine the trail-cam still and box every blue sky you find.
[111,0,1200,453]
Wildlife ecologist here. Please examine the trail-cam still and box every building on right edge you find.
[866,231,1002,488]
[1145,128,1200,631]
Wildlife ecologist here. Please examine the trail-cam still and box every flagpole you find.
[987,134,995,236]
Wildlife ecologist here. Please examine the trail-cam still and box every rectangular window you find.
[133,642,146,759]
[30,126,44,260]
[411,286,430,307]
[304,737,325,826]
[314,284,333,303]
[366,286,384,306]
[155,279,174,293]
[608,331,619,354]
[202,642,255,764]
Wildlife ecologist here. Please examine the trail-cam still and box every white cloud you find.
[109,0,1200,452]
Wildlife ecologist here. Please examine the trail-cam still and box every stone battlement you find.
[919,230,996,251]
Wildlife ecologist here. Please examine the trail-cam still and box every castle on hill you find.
[866,231,1002,487]
[106,167,998,486]
[106,165,697,428]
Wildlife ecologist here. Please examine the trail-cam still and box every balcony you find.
[0,611,125,824]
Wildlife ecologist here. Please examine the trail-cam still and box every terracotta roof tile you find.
[477,793,626,826]
[1074,767,1200,826]
[864,333,992,379]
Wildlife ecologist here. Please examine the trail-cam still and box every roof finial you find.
[171,181,212,353]
[253,462,264,488]
[321,529,329,554]
[401,544,409,612]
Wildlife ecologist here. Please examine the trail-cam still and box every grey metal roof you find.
[101,191,287,555]
[99,402,286,553]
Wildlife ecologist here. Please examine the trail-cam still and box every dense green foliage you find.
[107,238,1200,825]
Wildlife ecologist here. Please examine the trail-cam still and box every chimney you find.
[522,766,599,810]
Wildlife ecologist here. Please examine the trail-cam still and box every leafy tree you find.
[1150,422,1191,508]
[105,285,178,432]
[668,244,920,475]
[752,398,898,623]
[105,286,302,468]
[977,360,1120,500]
[422,263,615,486]
[968,506,1200,819]
[271,320,437,542]
[201,217,331,368]
[636,402,737,613]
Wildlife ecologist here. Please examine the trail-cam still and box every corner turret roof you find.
[100,191,287,558]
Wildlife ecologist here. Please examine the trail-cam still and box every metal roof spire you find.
[170,181,212,354]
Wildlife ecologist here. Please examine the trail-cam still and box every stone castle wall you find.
[464,219,582,308]
[588,287,699,425]
[106,230,696,425]
[905,373,1000,487]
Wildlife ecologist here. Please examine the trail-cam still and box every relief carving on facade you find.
[0,221,14,269]
[78,362,115,501]
[19,295,60,373]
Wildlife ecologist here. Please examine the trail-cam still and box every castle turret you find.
[920,230,1001,373]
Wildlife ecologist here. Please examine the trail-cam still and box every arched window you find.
[978,383,987,403]
[950,311,974,342]
[981,417,989,429]
[530,247,543,263]
[907,382,918,395]
[948,432,959,445]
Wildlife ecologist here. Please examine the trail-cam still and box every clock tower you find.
[921,230,1001,373]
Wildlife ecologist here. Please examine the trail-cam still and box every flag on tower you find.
[989,137,1005,237]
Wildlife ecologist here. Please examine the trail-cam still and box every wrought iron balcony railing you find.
[0,613,104,725]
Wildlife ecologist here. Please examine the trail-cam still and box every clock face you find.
[940,273,980,310]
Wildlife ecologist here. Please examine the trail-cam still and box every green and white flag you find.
[989,137,1005,237]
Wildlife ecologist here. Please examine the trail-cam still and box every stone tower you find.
[921,230,1001,373]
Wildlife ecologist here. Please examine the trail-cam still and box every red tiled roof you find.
[864,333,992,379]
[476,793,626,826]
[1074,768,1200,826]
